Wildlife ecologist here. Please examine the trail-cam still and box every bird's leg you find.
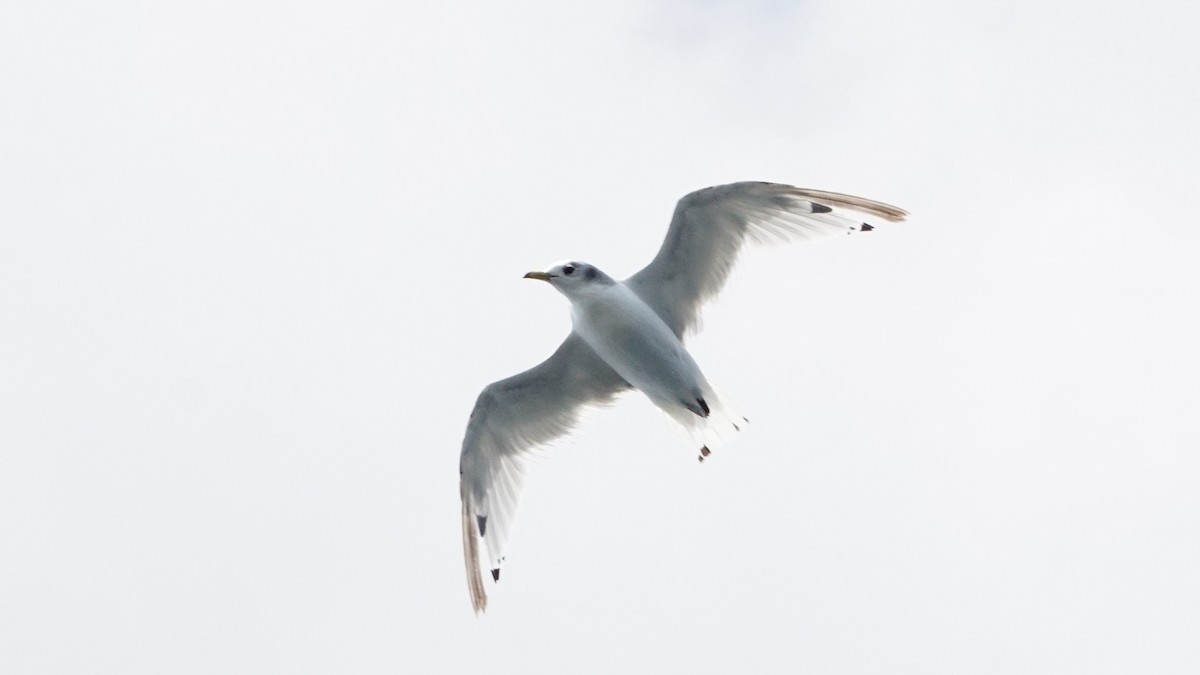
[698,445,711,462]
[682,397,711,418]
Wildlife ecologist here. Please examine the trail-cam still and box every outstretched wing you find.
[625,182,907,337]
[459,333,629,613]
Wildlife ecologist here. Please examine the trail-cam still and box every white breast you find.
[569,282,708,409]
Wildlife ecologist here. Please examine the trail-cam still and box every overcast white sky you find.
[2,1,1198,673]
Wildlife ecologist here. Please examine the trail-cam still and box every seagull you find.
[459,181,906,613]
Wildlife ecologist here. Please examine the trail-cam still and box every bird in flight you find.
[459,181,906,613]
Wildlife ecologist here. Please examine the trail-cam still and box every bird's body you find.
[458,181,907,613]
[568,276,717,426]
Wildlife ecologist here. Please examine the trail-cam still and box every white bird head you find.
[524,261,613,298]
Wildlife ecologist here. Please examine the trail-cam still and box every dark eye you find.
[562,264,575,276]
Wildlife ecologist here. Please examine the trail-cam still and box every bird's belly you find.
[573,297,704,406]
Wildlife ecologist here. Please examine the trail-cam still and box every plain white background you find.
[2,1,1198,673]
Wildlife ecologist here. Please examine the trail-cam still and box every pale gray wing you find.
[459,332,629,613]
[625,182,907,337]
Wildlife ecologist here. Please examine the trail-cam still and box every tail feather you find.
[662,385,744,456]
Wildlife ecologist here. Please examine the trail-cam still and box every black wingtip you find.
[476,515,487,537]
[491,568,501,582]
[812,202,833,213]
[861,223,875,232]
[697,398,711,417]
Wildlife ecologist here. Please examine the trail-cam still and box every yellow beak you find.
[523,271,553,282]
